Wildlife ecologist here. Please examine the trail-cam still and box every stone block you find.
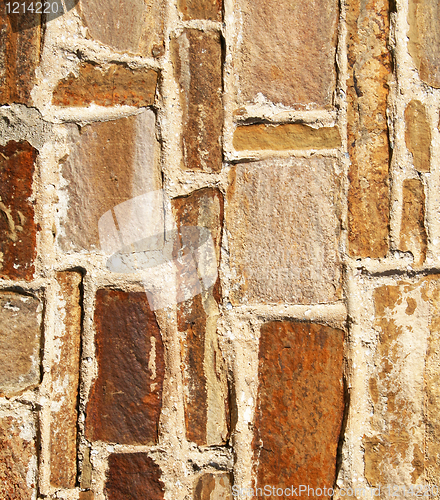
[194,473,233,499]
[178,0,222,20]
[405,100,431,173]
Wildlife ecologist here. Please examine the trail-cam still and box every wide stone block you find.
[405,100,431,173]
[226,157,342,305]
[178,0,222,20]
[194,473,233,499]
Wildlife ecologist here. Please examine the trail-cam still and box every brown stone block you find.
[226,157,342,305]
[178,0,222,21]
[254,321,345,495]
[233,124,341,151]
[234,0,338,108]
[79,0,164,56]
[86,289,164,445]
[0,141,37,280]
[50,271,82,489]
[105,453,164,500]
[79,492,94,500]
[0,292,41,396]
[194,473,233,499]
[405,100,431,173]
[347,0,391,258]
[172,30,223,172]
[58,109,161,252]
[399,178,427,267]
[52,62,158,107]
[0,413,37,498]
[0,3,41,105]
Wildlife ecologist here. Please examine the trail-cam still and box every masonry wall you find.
[0,0,439,499]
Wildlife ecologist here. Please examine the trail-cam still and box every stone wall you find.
[0,0,439,498]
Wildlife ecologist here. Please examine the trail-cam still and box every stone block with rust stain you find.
[178,0,222,20]
[194,473,233,499]
[171,30,223,172]
[347,0,391,258]
[86,290,165,445]
[172,188,229,446]
[0,141,38,280]
[405,100,431,173]
[253,321,345,496]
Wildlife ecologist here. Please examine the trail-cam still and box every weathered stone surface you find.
[172,188,229,446]
[52,63,158,107]
[405,100,431,173]
[79,0,164,56]
[58,109,161,252]
[0,4,41,105]
[50,272,82,488]
[0,292,41,396]
[105,453,164,500]
[233,124,341,151]
[399,179,427,267]
[178,0,222,21]
[234,0,338,108]
[172,30,222,172]
[226,157,342,305]
[408,0,440,88]
[0,141,37,280]
[194,473,233,500]
[86,289,165,445]
[0,412,37,499]
[347,0,391,258]
[79,492,94,500]
[254,321,345,493]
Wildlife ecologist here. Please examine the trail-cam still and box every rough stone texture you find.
[79,0,164,56]
[234,0,338,108]
[172,30,223,172]
[86,289,165,445]
[347,0,391,258]
[105,453,164,500]
[50,272,82,488]
[405,100,431,173]
[52,63,158,107]
[0,141,38,280]
[0,4,41,105]
[226,157,342,305]
[194,473,233,499]
[79,492,94,500]
[408,0,440,88]
[172,188,229,446]
[0,413,37,499]
[233,124,341,151]
[254,321,345,494]
[399,179,427,267]
[178,0,221,20]
[58,109,161,252]
[0,292,41,396]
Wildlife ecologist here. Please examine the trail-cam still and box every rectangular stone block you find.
[58,109,161,252]
[172,30,223,172]
[79,0,164,57]
[226,157,342,305]
[0,4,41,105]
[50,271,82,488]
[0,292,42,396]
[234,0,338,108]
[194,473,232,499]
[399,179,427,267]
[347,0,391,258]
[86,289,164,445]
[172,188,229,446]
[405,100,431,173]
[0,141,38,280]
[52,63,158,107]
[254,321,345,494]
[105,453,164,500]
[178,0,222,21]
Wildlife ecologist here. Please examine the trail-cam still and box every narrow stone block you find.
[254,321,345,494]
[226,157,342,305]
[171,30,223,172]
[405,100,431,173]
[86,290,165,445]
[52,63,158,107]
[347,0,391,258]
[194,473,233,499]
[178,0,222,21]
[50,271,82,488]
[0,292,41,396]
[0,141,38,280]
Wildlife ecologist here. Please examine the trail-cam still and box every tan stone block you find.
[194,473,233,499]
[0,292,42,396]
[178,0,222,21]
[347,0,391,258]
[405,100,431,173]
[226,157,342,305]
[234,0,338,108]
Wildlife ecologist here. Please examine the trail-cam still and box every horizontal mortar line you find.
[47,105,147,124]
[0,394,38,407]
[177,19,223,31]
[226,148,341,162]
[233,109,338,125]
[0,277,50,291]
[344,256,440,278]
